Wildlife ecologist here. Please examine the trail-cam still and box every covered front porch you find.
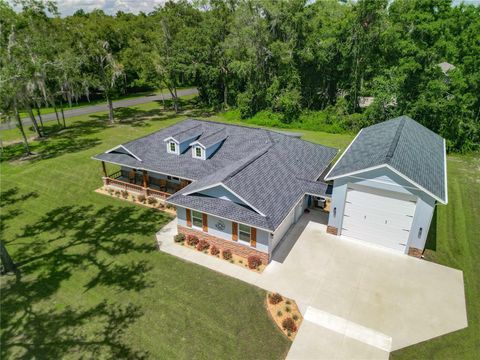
[100,161,191,200]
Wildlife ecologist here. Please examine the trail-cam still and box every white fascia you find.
[324,129,364,181]
[105,145,142,162]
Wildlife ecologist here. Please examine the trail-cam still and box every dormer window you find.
[192,145,205,160]
[167,141,179,155]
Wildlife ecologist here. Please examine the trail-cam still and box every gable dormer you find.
[164,124,203,155]
[189,128,227,160]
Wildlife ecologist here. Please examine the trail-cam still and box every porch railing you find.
[103,176,170,199]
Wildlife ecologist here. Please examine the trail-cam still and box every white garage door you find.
[341,187,416,252]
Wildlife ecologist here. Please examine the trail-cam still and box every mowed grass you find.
[391,155,480,360]
[1,99,479,359]
[0,102,290,359]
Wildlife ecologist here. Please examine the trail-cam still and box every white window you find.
[239,224,251,242]
[170,142,176,152]
[192,211,203,228]
[196,147,202,157]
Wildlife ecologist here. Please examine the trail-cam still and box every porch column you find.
[142,170,148,188]
[101,161,107,177]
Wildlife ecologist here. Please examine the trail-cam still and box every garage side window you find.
[192,211,203,228]
[239,224,251,242]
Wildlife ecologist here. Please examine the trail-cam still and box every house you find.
[93,119,338,264]
[93,116,447,262]
[324,116,447,256]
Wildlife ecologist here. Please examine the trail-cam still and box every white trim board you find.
[105,145,142,162]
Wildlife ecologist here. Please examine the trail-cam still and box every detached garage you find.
[325,116,448,257]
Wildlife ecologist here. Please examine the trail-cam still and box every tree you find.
[0,240,16,274]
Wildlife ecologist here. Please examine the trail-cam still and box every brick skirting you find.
[408,247,424,258]
[326,226,338,235]
[177,225,269,264]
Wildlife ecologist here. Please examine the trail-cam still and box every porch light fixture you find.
[333,207,337,217]
[418,227,423,238]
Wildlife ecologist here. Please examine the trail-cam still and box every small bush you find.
[107,188,114,195]
[157,203,165,209]
[196,239,210,251]
[174,233,185,243]
[286,300,291,305]
[114,190,121,197]
[247,255,262,269]
[292,314,299,321]
[285,306,291,313]
[121,190,129,199]
[186,235,199,246]
[147,197,157,205]
[277,310,283,317]
[282,317,297,332]
[137,194,146,203]
[222,249,232,260]
[210,245,220,256]
[268,293,283,305]
[239,260,243,264]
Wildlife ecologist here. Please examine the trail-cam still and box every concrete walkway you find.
[157,213,467,359]
[0,88,198,130]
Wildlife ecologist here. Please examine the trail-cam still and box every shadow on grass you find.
[1,189,171,359]
[424,207,437,252]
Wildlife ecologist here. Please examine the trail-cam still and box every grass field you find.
[1,99,478,359]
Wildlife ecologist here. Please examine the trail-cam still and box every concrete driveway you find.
[157,212,467,359]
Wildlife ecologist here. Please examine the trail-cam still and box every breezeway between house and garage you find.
[157,210,468,359]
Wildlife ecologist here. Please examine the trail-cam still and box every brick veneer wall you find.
[177,225,269,264]
[326,226,338,235]
[408,247,424,258]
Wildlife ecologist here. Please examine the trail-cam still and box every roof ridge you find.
[197,127,227,143]
[222,144,274,182]
[171,123,203,139]
[386,117,406,162]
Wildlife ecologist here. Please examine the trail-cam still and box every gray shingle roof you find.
[192,127,228,148]
[325,116,447,203]
[166,124,203,143]
[93,119,338,230]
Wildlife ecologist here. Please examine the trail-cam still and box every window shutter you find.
[202,213,208,232]
[250,227,257,247]
[232,222,238,241]
[186,209,192,227]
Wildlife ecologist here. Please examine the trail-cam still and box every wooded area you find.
[1,0,479,153]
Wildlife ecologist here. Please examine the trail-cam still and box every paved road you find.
[0,88,198,131]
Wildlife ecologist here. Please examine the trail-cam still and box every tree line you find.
[1,0,479,154]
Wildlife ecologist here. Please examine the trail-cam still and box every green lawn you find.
[391,154,480,360]
[1,99,478,359]
[0,104,290,359]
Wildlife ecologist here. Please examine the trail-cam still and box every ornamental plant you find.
[282,317,297,333]
[210,245,220,256]
[196,239,210,251]
[247,255,262,269]
[174,233,185,243]
[268,292,283,305]
[222,249,232,260]
[186,234,199,246]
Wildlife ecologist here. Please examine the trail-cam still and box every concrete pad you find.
[157,212,468,358]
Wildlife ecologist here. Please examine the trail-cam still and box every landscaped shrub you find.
[210,245,219,256]
[157,202,165,209]
[174,233,185,243]
[121,190,129,199]
[268,293,283,305]
[285,306,291,313]
[114,190,121,197]
[277,310,283,317]
[247,255,262,269]
[282,317,297,333]
[186,234,199,246]
[196,239,210,251]
[137,194,146,203]
[147,197,157,205]
[222,249,232,260]
[292,314,299,321]
[107,188,114,195]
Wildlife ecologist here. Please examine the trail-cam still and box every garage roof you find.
[325,116,447,204]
